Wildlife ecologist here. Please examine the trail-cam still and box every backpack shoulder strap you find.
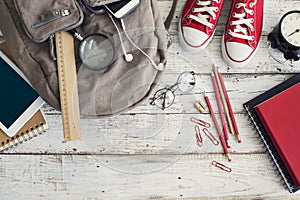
[164,0,178,30]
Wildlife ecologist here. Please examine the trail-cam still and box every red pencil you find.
[211,73,230,148]
[218,72,241,143]
[214,66,235,135]
[204,92,232,162]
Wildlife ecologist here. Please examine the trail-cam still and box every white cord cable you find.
[120,19,164,71]
[108,14,133,62]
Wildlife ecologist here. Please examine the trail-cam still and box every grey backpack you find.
[0,0,177,117]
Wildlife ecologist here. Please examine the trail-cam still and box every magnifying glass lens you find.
[79,34,115,71]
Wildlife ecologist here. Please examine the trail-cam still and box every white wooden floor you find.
[1,0,300,199]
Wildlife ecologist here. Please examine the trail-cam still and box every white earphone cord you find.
[120,19,164,71]
[108,14,133,62]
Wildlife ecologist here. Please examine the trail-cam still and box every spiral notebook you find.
[244,74,300,193]
[0,43,48,151]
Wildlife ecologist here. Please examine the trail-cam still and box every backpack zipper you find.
[49,34,57,60]
[15,0,84,43]
[32,9,72,29]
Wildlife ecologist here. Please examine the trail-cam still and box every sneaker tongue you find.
[231,2,252,35]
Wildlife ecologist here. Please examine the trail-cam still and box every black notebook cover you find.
[243,73,300,193]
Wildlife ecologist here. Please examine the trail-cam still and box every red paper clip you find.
[212,161,232,173]
[203,128,219,146]
[195,126,203,147]
[190,117,210,128]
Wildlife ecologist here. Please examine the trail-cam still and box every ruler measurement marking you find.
[55,32,81,141]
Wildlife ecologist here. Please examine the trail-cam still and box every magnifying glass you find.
[69,30,115,71]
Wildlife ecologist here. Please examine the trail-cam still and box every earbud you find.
[151,61,164,71]
[120,19,165,71]
[108,13,134,63]
[125,53,134,62]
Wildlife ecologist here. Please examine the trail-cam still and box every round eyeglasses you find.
[150,71,196,110]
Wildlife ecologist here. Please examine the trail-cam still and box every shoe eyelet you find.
[251,18,254,23]
[235,4,239,8]
[251,11,254,15]
[210,25,214,29]
[232,12,236,17]
[249,2,253,8]
[251,36,255,41]
[230,22,233,25]
[187,15,191,18]
[213,16,216,20]
[192,8,195,12]
[215,8,219,12]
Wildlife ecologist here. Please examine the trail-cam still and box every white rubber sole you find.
[221,33,260,67]
[178,18,214,53]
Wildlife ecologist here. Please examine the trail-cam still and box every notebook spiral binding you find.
[0,122,48,152]
[245,106,296,193]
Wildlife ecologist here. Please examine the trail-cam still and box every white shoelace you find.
[188,0,221,29]
[228,0,257,41]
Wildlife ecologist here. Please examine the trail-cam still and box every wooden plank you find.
[0,154,299,199]
[0,74,292,154]
[1,112,263,154]
[42,74,297,115]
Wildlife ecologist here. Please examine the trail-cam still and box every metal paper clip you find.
[195,126,203,147]
[212,161,232,173]
[190,117,210,128]
[203,128,219,146]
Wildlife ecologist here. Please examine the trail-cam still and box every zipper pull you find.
[49,34,57,61]
[32,9,72,29]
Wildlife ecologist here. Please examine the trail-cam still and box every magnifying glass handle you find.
[68,30,84,41]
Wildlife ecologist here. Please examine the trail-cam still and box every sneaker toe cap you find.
[225,42,253,62]
[182,26,209,47]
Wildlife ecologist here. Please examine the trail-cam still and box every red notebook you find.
[254,82,300,187]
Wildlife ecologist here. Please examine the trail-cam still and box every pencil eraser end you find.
[227,154,232,162]
[226,141,231,148]
[237,135,242,143]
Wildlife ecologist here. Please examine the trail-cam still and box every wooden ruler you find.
[55,32,81,141]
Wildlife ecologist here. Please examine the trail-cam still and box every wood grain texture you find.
[1,0,300,199]
[0,154,297,199]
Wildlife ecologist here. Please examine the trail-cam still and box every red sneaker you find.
[222,0,264,67]
[179,0,225,52]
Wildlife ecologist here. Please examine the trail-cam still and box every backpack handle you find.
[164,0,178,30]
